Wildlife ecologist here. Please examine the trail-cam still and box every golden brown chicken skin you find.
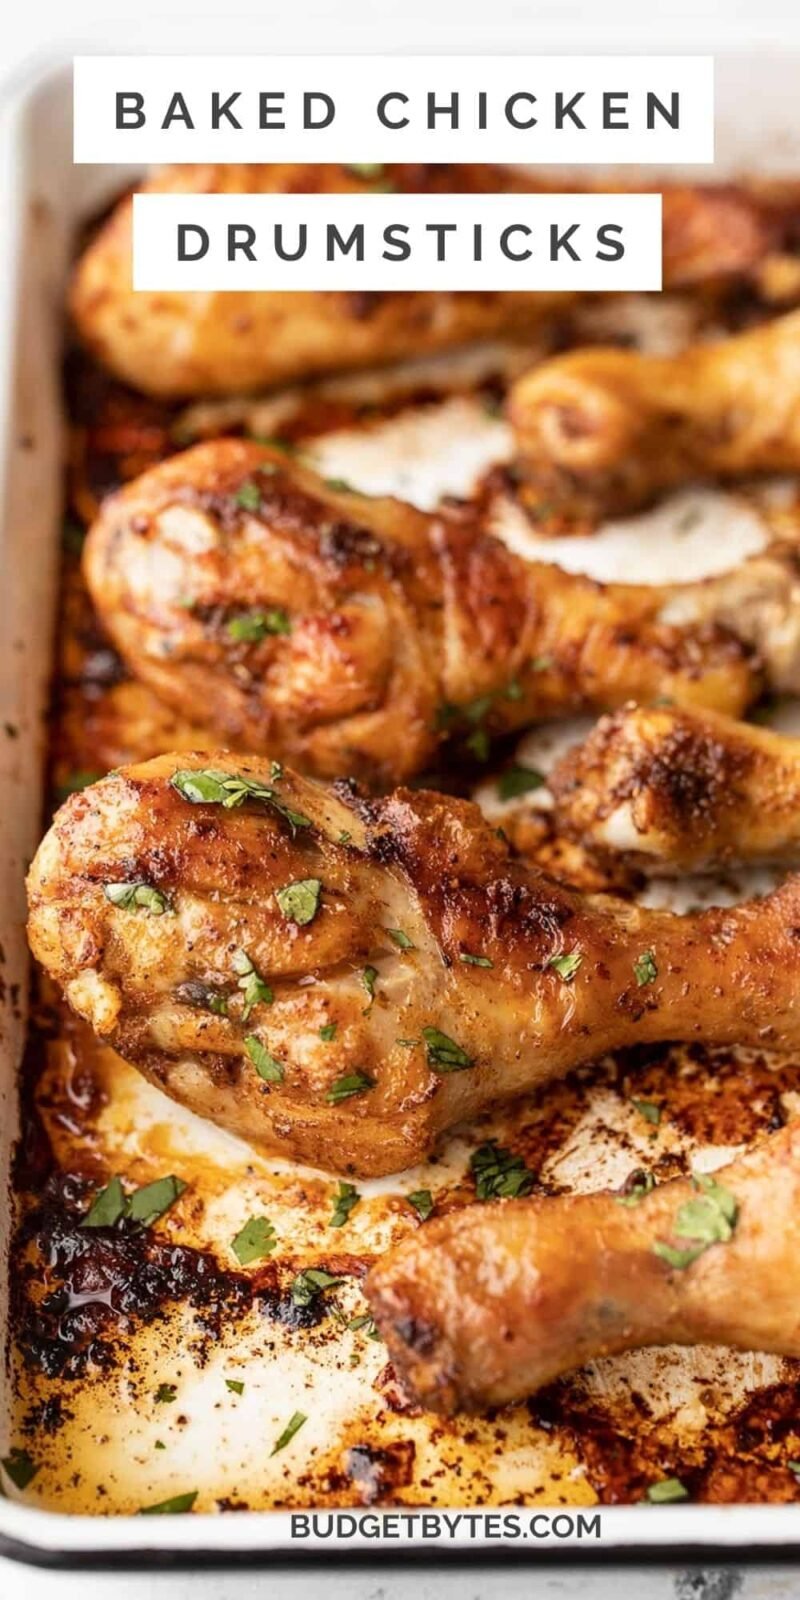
[70,165,800,398]
[82,439,765,784]
[509,309,800,524]
[367,1122,800,1412]
[551,703,800,874]
[26,752,800,1176]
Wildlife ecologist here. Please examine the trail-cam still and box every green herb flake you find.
[645,1477,689,1504]
[325,1071,375,1104]
[290,1267,344,1308]
[465,726,490,762]
[270,1411,307,1456]
[244,1035,284,1083]
[54,769,103,803]
[319,1022,338,1042]
[140,1490,198,1515]
[225,1379,245,1395]
[634,951,658,988]
[232,949,273,1020]
[471,1140,534,1201]
[324,477,358,494]
[547,951,582,983]
[386,927,414,950]
[408,1189,434,1221]
[346,163,385,179]
[347,1312,380,1339]
[82,1174,127,1229]
[329,1181,361,1229]
[532,655,554,672]
[422,1027,474,1073]
[227,607,291,642]
[154,1440,166,1450]
[104,881,171,916]
[235,481,262,512]
[653,1173,738,1271]
[128,1175,187,1228]
[1,1448,38,1490]
[788,1460,800,1477]
[170,768,312,833]
[362,965,378,1007]
[631,1098,661,1127]
[497,764,546,802]
[275,877,322,926]
[155,1383,177,1404]
[338,830,352,845]
[616,1169,656,1207]
[231,1216,277,1266]
[459,951,493,968]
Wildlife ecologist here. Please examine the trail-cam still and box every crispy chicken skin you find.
[509,309,800,523]
[82,438,767,784]
[551,704,800,874]
[367,1122,800,1412]
[26,752,800,1176]
[70,165,800,398]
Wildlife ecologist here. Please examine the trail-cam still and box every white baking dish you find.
[4,30,800,1566]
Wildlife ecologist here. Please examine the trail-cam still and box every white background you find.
[2,0,800,1596]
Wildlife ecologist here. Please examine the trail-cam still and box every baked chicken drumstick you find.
[83,438,792,785]
[26,751,800,1176]
[551,703,800,874]
[509,309,800,523]
[367,1122,800,1412]
[71,164,800,399]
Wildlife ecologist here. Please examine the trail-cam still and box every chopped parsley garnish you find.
[290,1267,344,1308]
[227,607,291,641]
[616,1169,656,1207]
[408,1189,434,1221]
[155,1383,177,1404]
[54,768,103,802]
[275,877,322,925]
[465,726,490,762]
[225,1379,245,1395]
[231,1216,277,1265]
[386,927,414,950]
[788,1460,800,1477]
[497,764,546,802]
[634,951,658,987]
[244,1035,284,1083]
[346,162,385,178]
[175,980,229,1016]
[459,951,493,968]
[362,965,378,1007]
[1,1448,38,1490]
[547,951,582,983]
[170,769,312,833]
[329,1181,361,1228]
[471,1140,534,1201]
[347,1312,380,1339]
[140,1490,198,1515]
[324,477,358,494]
[232,949,273,1019]
[128,1175,187,1227]
[83,1173,185,1230]
[235,481,262,511]
[422,1027,474,1073]
[338,830,352,845]
[631,1098,661,1127]
[645,1478,689,1504]
[270,1411,307,1456]
[325,1071,375,1104]
[319,1022,337,1042]
[104,881,171,916]
[653,1173,738,1271]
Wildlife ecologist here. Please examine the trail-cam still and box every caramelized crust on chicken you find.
[71,165,800,398]
[509,309,800,523]
[82,438,769,784]
[551,703,800,874]
[26,752,800,1176]
[367,1123,800,1412]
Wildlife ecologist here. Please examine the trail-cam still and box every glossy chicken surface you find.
[26,751,800,1177]
[509,309,800,523]
[551,703,800,873]
[71,165,800,398]
[83,438,776,785]
[367,1123,800,1413]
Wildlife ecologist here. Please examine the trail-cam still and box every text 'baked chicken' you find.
[27,752,800,1176]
